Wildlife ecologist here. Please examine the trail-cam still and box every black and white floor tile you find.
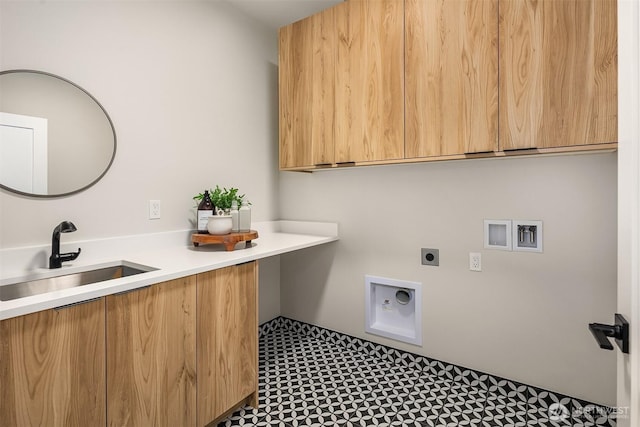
[219,317,616,427]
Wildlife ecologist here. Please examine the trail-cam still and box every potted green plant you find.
[193,185,246,213]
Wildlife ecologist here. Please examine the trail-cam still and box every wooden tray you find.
[191,230,258,251]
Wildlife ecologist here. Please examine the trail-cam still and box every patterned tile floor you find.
[218,318,616,427]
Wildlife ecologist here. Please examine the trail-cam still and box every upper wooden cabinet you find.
[279,0,404,169]
[279,6,336,168]
[280,0,618,170]
[334,0,404,163]
[499,0,618,150]
[0,298,106,427]
[405,0,498,157]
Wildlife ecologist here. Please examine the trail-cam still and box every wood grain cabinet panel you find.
[405,0,498,157]
[279,0,404,169]
[279,7,336,169]
[106,277,196,427]
[335,0,404,163]
[499,0,617,150]
[0,298,106,427]
[278,0,617,170]
[279,16,313,169]
[197,262,258,427]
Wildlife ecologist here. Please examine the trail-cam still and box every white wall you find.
[279,153,617,406]
[0,1,282,322]
[0,0,279,247]
[259,255,281,325]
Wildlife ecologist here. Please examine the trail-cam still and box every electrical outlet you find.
[469,252,481,272]
[149,200,161,219]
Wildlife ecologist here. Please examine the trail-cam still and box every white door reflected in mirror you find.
[0,112,48,194]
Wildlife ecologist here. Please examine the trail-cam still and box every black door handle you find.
[588,313,629,354]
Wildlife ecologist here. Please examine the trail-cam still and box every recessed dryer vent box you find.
[484,220,512,250]
[512,220,543,252]
[365,275,422,346]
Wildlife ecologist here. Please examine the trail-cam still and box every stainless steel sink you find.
[0,262,157,301]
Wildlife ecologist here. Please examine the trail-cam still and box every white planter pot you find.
[207,215,233,235]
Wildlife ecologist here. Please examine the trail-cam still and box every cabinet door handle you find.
[54,296,102,311]
[464,150,496,155]
[336,161,356,167]
[314,163,333,168]
[502,147,538,152]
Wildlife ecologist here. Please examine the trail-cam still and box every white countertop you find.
[0,220,338,320]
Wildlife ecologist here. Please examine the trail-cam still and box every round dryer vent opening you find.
[395,289,412,305]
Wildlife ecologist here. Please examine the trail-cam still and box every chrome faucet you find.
[49,221,81,269]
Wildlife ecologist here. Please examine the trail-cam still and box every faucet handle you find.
[70,247,81,260]
[60,248,81,263]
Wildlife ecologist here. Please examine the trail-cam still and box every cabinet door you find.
[335,0,404,163]
[279,8,336,169]
[106,278,196,427]
[405,0,498,157]
[0,298,106,427]
[197,262,258,426]
[499,0,617,150]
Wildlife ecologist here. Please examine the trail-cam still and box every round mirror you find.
[0,70,116,197]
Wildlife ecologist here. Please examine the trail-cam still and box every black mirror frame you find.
[0,69,117,198]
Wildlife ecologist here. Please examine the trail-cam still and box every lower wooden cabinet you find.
[0,262,258,427]
[106,276,197,427]
[197,262,258,426]
[0,298,106,427]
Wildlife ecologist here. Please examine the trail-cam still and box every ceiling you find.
[226,0,342,30]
